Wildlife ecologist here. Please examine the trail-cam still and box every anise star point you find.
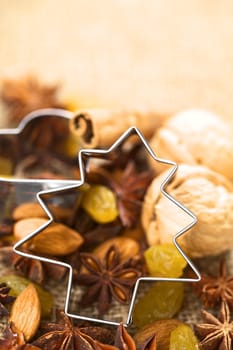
[195,301,233,350]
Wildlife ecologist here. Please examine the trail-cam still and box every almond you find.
[93,237,140,262]
[28,222,83,256]
[13,202,72,222]
[12,202,48,221]
[9,283,41,341]
[14,217,48,243]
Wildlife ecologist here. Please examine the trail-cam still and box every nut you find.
[14,218,84,255]
[13,202,72,222]
[12,202,48,221]
[134,319,183,350]
[149,109,233,181]
[142,164,233,257]
[9,283,41,341]
[14,217,48,242]
[93,236,140,262]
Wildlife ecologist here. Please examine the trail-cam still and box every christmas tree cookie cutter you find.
[0,110,201,326]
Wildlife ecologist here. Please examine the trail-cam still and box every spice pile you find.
[0,76,233,349]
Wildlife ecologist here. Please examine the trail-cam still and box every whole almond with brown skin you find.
[28,222,83,256]
[14,218,83,255]
[13,202,72,222]
[12,202,48,221]
[14,217,48,243]
[134,319,183,350]
[93,237,140,262]
[9,283,41,341]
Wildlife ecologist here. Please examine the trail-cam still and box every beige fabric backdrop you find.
[0,0,233,123]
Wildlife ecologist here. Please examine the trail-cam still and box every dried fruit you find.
[169,324,199,349]
[144,243,187,278]
[9,284,41,341]
[0,275,53,318]
[133,282,184,328]
[81,185,118,223]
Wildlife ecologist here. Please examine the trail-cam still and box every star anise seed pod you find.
[114,323,156,350]
[137,334,157,350]
[192,260,233,309]
[0,322,41,349]
[1,75,66,124]
[33,311,117,350]
[114,322,136,350]
[77,245,141,315]
[111,162,154,227]
[0,283,15,317]
[195,301,233,350]
[87,162,153,227]
[12,252,67,284]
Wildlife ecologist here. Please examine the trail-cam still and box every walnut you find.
[141,164,233,258]
[149,109,233,181]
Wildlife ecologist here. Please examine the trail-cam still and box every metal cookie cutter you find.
[0,108,80,206]
[0,115,201,326]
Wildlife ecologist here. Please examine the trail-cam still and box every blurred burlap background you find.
[0,0,233,124]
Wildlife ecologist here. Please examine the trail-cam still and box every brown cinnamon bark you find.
[70,109,169,148]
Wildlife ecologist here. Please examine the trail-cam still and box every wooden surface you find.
[0,0,233,123]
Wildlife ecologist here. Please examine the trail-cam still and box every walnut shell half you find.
[149,109,233,181]
[141,164,233,258]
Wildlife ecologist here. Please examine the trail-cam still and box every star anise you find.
[114,323,156,350]
[11,252,67,284]
[112,162,154,227]
[87,162,154,227]
[0,283,15,317]
[0,322,41,350]
[195,301,233,350]
[1,75,66,124]
[192,260,233,309]
[77,245,141,315]
[33,310,117,350]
